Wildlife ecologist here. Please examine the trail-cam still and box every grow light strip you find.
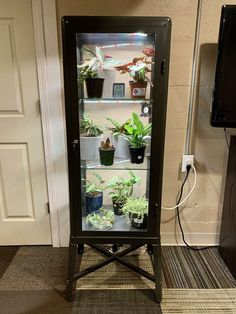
[99,42,143,49]
[86,159,131,169]
[130,32,148,37]
[84,99,148,104]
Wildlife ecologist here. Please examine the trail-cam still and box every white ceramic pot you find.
[101,69,116,98]
[80,136,102,160]
[111,135,130,159]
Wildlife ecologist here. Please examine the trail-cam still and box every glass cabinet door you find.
[76,32,156,233]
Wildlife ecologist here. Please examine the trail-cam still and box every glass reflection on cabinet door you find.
[75,32,156,233]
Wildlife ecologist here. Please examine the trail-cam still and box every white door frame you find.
[32,0,69,247]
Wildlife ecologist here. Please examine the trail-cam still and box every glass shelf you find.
[81,157,150,170]
[82,211,147,232]
[81,98,152,104]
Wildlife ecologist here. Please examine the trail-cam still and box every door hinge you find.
[47,202,50,214]
[37,100,41,115]
[161,59,166,75]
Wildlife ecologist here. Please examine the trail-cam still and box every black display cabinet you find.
[61,16,171,302]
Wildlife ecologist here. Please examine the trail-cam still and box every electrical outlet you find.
[182,155,194,172]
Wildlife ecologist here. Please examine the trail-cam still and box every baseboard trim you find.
[161,233,220,246]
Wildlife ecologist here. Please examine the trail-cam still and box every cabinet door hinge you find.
[161,59,166,75]
[47,202,50,214]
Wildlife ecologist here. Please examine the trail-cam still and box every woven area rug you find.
[0,245,235,291]
[0,290,162,314]
[0,289,235,314]
[162,289,236,314]
[77,245,155,290]
[0,246,236,313]
[76,245,236,290]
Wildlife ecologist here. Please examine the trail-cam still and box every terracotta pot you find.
[129,81,147,99]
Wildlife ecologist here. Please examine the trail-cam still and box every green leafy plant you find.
[77,47,101,84]
[80,113,103,137]
[124,112,151,148]
[78,46,123,84]
[84,173,105,197]
[107,171,140,203]
[115,47,155,85]
[99,138,114,150]
[106,117,132,137]
[78,65,99,84]
[86,208,115,230]
[121,197,148,220]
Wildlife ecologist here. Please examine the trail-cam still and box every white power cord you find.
[162,164,197,211]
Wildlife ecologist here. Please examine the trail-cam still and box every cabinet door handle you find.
[154,203,159,214]
[72,139,79,151]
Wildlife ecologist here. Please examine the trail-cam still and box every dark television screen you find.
[211,5,236,127]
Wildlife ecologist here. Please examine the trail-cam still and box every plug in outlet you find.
[182,155,194,172]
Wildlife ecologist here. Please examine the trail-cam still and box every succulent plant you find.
[99,138,114,150]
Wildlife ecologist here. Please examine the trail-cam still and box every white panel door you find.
[0,0,51,244]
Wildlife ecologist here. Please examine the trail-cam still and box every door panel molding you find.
[0,18,23,116]
[0,143,35,220]
[32,0,69,247]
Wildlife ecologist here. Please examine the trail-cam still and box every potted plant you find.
[98,138,115,166]
[124,112,151,164]
[84,173,105,214]
[107,171,140,215]
[121,197,148,229]
[106,117,131,159]
[115,47,155,99]
[78,46,123,98]
[80,113,103,160]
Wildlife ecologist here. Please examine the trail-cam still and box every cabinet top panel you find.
[61,16,171,34]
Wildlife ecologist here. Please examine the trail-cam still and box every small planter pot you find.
[102,69,116,98]
[129,81,147,99]
[80,136,102,160]
[129,145,146,164]
[111,135,130,159]
[85,192,103,214]
[130,213,148,229]
[85,78,104,98]
[99,148,115,166]
[112,199,125,216]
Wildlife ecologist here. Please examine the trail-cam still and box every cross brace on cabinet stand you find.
[65,241,162,303]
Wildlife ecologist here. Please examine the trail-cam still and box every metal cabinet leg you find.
[153,244,162,303]
[65,242,78,301]
[147,244,153,255]
[77,243,84,255]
